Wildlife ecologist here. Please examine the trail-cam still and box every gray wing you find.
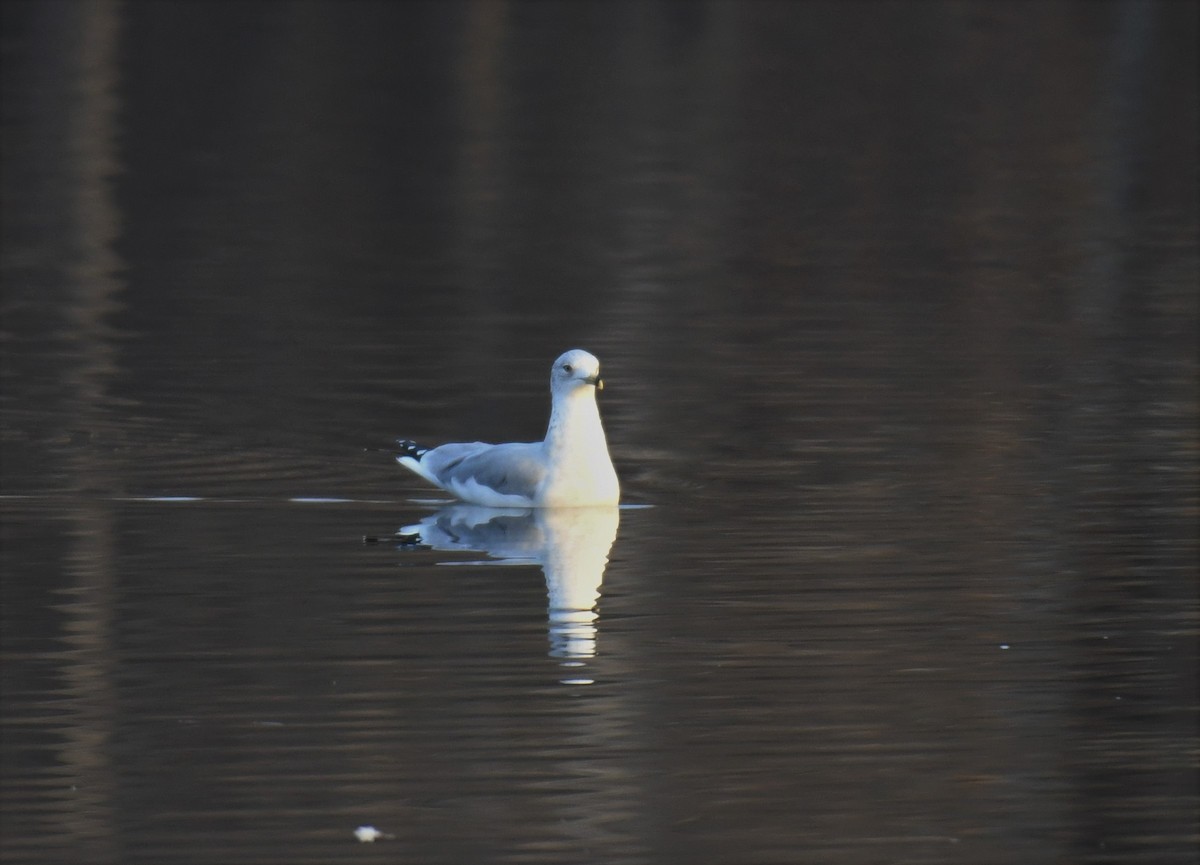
[423,441,547,499]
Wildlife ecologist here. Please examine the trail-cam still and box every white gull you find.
[396,349,620,507]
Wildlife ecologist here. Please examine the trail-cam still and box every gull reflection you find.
[397,505,620,662]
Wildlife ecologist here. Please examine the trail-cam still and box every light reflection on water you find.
[395,504,621,666]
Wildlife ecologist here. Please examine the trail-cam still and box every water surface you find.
[1,2,1196,863]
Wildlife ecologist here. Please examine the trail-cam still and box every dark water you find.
[2,2,1197,863]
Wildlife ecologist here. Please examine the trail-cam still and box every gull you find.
[396,349,620,507]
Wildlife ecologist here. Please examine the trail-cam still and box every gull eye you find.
[562,363,573,373]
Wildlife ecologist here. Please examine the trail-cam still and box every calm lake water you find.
[2,2,1197,863]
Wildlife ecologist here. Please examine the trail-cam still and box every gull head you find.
[550,349,604,396]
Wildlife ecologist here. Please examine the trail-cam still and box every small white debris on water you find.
[354,826,389,843]
[999,644,1010,650]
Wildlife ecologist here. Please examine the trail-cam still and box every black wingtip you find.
[395,439,429,460]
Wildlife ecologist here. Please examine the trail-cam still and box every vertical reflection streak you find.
[57,1,127,861]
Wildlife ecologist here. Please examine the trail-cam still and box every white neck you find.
[538,381,619,505]
[545,387,608,457]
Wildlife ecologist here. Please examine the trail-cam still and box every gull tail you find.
[395,439,430,461]
[395,438,443,489]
